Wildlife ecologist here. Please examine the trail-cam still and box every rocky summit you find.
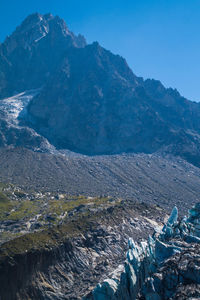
[0,13,200,166]
[85,203,200,300]
[0,13,86,97]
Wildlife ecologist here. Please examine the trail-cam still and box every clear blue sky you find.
[0,0,200,101]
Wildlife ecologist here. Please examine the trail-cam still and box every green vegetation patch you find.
[0,192,10,203]
[0,199,122,260]
[0,215,94,259]
[0,182,9,192]
[48,195,111,215]
[8,200,40,221]
[0,192,14,221]
[0,183,119,248]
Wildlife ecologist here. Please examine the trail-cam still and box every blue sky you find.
[0,0,200,101]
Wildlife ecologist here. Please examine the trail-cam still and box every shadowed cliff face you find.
[27,39,200,160]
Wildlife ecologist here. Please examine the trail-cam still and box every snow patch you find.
[34,32,47,43]
[0,89,40,125]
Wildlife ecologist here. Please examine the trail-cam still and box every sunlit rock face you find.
[85,203,200,300]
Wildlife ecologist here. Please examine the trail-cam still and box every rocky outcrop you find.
[85,203,200,300]
[0,201,165,300]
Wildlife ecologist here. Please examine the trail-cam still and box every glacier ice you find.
[84,203,200,299]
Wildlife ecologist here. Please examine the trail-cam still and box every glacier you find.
[0,89,40,125]
[84,203,200,299]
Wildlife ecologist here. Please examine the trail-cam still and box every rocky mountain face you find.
[0,13,86,151]
[86,203,200,300]
[0,13,200,166]
[27,44,200,166]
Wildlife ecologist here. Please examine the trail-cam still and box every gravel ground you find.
[0,148,200,214]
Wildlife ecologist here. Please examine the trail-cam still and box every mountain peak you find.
[1,13,200,168]
[3,13,86,52]
[19,12,62,31]
[0,13,86,97]
[17,12,53,35]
